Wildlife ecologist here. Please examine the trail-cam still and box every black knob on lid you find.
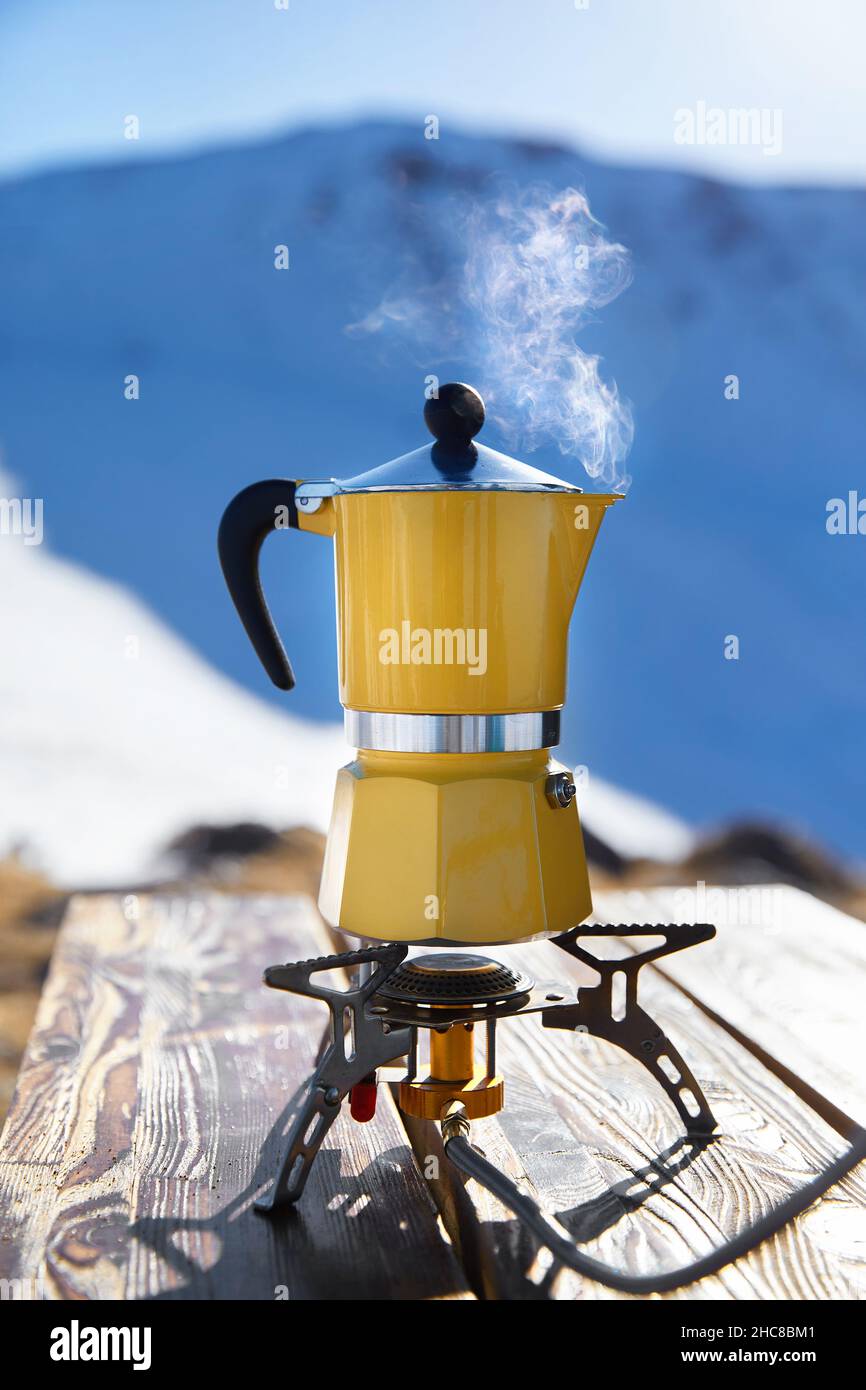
[424,383,485,448]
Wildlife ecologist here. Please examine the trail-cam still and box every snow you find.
[575,777,694,863]
[0,512,347,884]
[0,509,690,884]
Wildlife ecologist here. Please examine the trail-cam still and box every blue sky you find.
[2,0,864,185]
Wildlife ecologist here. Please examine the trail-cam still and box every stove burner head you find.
[376,952,533,1006]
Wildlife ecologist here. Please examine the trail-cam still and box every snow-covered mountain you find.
[0,515,691,885]
[0,121,863,857]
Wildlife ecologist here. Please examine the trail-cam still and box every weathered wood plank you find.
[0,893,470,1301]
[0,896,145,1299]
[592,886,866,1125]
[4,885,863,1302]
[410,922,866,1300]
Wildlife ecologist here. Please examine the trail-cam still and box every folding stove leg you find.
[255,943,413,1211]
[543,923,717,1138]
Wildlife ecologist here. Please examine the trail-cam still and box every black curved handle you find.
[217,479,298,690]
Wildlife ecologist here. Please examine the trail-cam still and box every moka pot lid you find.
[297,383,584,497]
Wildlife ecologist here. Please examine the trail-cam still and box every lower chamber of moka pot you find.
[317,747,592,946]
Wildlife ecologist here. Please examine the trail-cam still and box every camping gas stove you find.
[255,920,717,1212]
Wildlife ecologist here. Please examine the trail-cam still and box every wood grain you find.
[0,893,470,1301]
[3,885,864,1301]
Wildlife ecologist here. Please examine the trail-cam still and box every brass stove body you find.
[376,954,528,1120]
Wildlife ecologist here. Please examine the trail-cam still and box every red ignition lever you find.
[349,1073,378,1122]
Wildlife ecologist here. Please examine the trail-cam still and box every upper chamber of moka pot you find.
[219,384,621,945]
[294,383,620,720]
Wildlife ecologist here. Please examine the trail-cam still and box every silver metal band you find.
[344,710,561,753]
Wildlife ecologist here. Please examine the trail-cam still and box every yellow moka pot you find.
[218,384,620,945]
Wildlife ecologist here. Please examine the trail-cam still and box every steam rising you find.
[465,188,633,489]
[348,184,634,489]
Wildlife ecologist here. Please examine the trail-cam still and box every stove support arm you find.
[255,944,412,1211]
[544,923,717,1138]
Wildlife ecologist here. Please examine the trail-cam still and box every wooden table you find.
[1,887,864,1300]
